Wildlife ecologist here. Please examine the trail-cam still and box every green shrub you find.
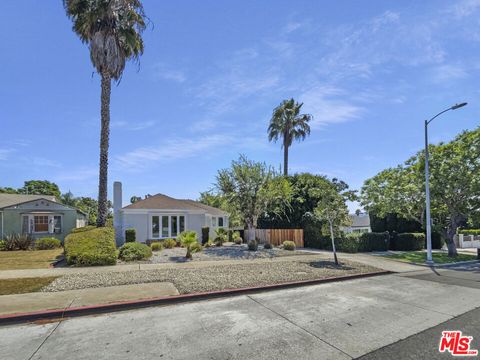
[162,238,176,249]
[247,240,258,251]
[125,228,136,243]
[35,237,62,250]
[214,228,227,246]
[359,232,390,251]
[234,238,242,245]
[64,227,117,266]
[263,242,272,249]
[3,233,34,250]
[201,227,210,245]
[459,229,480,236]
[283,241,295,251]
[394,233,425,251]
[71,226,95,234]
[118,242,152,261]
[178,231,201,259]
[150,242,163,251]
[336,235,360,253]
[0,240,5,251]
[204,239,214,248]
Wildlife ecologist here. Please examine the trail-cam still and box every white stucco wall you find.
[121,213,149,244]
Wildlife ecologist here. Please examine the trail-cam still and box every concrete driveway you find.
[1,267,479,360]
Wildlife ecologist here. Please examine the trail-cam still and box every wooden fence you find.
[251,229,304,247]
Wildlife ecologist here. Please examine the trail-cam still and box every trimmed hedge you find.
[35,237,62,250]
[393,233,425,251]
[118,242,152,261]
[162,238,176,249]
[71,226,96,234]
[150,242,163,251]
[125,228,136,243]
[64,227,117,266]
[305,232,390,253]
[283,241,295,251]
[459,229,480,236]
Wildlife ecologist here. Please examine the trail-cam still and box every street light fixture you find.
[424,102,467,265]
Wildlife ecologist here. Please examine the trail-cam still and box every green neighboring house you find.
[0,194,87,242]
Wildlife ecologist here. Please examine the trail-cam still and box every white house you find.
[113,182,228,246]
[342,213,371,234]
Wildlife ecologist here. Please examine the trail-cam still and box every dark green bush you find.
[125,228,136,243]
[71,226,96,234]
[64,227,117,266]
[201,227,209,245]
[431,231,444,249]
[394,233,425,251]
[335,235,360,253]
[35,237,62,250]
[118,242,152,261]
[247,240,258,251]
[283,241,295,251]
[3,233,34,250]
[0,240,5,251]
[358,232,390,251]
[162,238,176,249]
[150,242,163,251]
[263,242,272,249]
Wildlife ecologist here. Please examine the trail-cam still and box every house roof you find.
[0,194,57,209]
[123,194,227,216]
[349,214,371,228]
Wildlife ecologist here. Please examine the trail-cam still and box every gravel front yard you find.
[42,257,380,294]
[140,244,309,264]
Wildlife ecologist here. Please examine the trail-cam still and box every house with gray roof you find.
[342,213,371,234]
[0,194,87,241]
[113,182,228,246]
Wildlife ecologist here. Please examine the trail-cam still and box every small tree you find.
[178,231,200,259]
[314,189,351,265]
[216,155,291,240]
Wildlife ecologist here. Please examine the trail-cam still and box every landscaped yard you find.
[121,243,308,264]
[0,277,59,295]
[382,251,477,264]
[0,249,63,270]
[42,256,380,294]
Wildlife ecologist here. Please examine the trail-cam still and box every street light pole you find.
[424,102,467,265]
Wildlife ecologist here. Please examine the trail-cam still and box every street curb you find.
[381,257,479,268]
[0,270,391,326]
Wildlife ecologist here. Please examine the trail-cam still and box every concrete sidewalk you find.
[2,273,479,360]
[0,282,179,316]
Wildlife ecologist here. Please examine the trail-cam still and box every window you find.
[179,216,185,233]
[212,217,217,227]
[152,216,160,238]
[22,216,29,234]
[34,216,49,232]
[162,216,169,237]
[171,216,178,237]
[218,217,224,227]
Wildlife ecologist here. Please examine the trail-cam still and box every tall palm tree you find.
[64,0,146,227]
[268,98,312,176]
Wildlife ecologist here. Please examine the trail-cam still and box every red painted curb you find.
[0,270,391,325]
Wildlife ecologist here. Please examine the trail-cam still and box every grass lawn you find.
[0,249,64,270]
[383,251,477,264]
[0,277,58,295]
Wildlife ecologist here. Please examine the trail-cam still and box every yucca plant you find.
[178,231,201,259]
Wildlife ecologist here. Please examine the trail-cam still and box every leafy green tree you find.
[215,155,291,240]
[198,191,242,227]
[0,187,18,194]
[61,191,78,207]
[19,180,61,199]
[314,188,351,265]
[268,98,312,176]
[361,127,480,257]
[64,0,147,227]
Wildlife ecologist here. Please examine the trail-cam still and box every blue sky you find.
[1,0,479,209]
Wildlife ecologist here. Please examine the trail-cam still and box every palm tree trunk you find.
[283,145,289,176]
[97,72,111,227]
